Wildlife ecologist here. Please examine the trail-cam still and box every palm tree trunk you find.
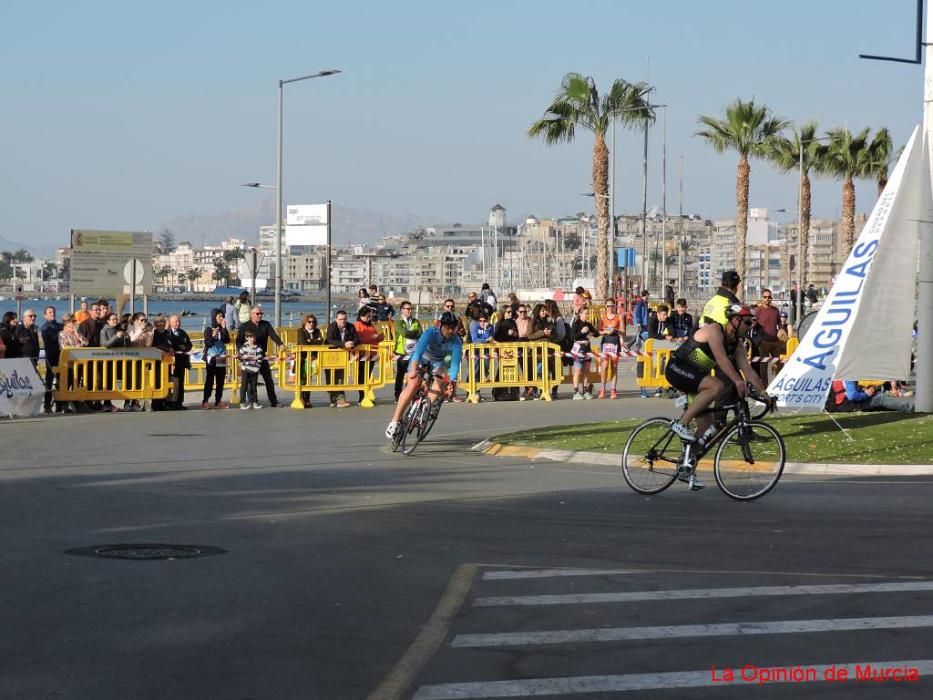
[592,132,610,299]
[735,155,750,285]
[877,174,887,197]
[800,172,811,288]
[842,176,856,256]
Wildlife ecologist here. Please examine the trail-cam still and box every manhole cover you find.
[65,544,226,560]
[147,433,204,438]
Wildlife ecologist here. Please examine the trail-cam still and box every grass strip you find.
[493,412,932,465]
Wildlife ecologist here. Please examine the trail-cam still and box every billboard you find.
[70,230,153,296]
[285,203,328,246]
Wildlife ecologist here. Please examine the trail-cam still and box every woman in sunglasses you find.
[665,304,770,446]
[297,314,324,408]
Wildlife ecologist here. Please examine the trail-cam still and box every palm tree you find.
[820,127,872,255]
[186,267,201,292]
[529,72,654,298]
[866,128,899,196]
[697,99,788,283]
[765,121,824,288]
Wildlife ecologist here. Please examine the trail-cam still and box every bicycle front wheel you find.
[420,398,443,441]
[401,398,430,456]
[714,421,786,501]
[621,418,681,495]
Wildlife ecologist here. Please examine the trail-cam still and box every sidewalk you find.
[471,439,933,476]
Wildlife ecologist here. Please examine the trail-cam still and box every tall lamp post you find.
[273,69,340,328]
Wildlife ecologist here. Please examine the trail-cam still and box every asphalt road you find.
[1,391,931,699]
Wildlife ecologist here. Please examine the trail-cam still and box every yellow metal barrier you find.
[781,336,799,361]
[280,343,393,408]
[635,339,678,389]
[376,321,396,342]
[462,341,559,403]
[53,348,173,403]
[184,342,242,405]
[276,327,301,348]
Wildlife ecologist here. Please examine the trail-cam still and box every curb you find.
[471,440,933,477]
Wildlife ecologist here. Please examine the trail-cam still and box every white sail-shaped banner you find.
[767,125,926,410]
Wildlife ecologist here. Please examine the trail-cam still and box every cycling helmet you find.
[724,303,754,320]
[439,311,459,327]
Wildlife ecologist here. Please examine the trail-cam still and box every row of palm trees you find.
[697,99,895,284]
[529,73,897,298]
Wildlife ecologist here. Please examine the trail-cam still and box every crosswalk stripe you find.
[412,659,933,698]
[482,568,637,581]
[452,614,933,647]
[473,580,933,607]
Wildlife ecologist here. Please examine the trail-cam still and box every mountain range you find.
[157,200,431,247]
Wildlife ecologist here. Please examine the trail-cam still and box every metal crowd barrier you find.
[279,343,393,409]
[184,342,243,405]
[53,348,173,403]
[461,341,559,403]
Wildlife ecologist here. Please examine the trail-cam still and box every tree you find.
[820,127,872,256]
[866,128,899,196]
[42,261,58,281]
[212,259,231,286]
[60,256,70,282]
[563,232,581,251]
[0,253,12,283]
[186,267,201,292]
[766,121,824,288]
[529,72,654,298]
[697,99,788,283]
[12,248,33,264]
[157,229,177,254]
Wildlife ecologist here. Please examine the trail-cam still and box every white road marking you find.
[473,580,933,607]
[413,659,933,698]
[452,614,933,647]
[483,568,638,581]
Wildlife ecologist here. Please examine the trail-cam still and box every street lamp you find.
[242,182,275,190]
[273,69,341,328]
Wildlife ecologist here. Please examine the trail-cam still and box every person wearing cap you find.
[664,304,771,487]
[701,270,742,328]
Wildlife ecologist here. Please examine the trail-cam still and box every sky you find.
[0,0,924,250]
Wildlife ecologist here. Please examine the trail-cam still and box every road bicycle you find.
[622,387,785,501]
[391,365,446,456]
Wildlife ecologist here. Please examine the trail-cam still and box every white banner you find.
[286,204,328,226]
[0,359,45,418]
[767,126,923,410]
[285,203,328,246]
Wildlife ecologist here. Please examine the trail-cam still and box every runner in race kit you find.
[664,304,770,443]
[385,312,462,440]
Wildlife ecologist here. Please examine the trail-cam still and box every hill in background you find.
[157,199,430,247]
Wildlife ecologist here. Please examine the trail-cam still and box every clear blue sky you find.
[0,0,922,249]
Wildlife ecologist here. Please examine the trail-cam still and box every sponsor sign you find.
[63,348,166,361]
[0,359,44,418]
[70,229,153,297]
[285,203,328,246]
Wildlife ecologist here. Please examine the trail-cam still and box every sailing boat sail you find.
[767,125,927,410]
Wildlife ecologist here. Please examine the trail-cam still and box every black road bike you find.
[622,387,785,501]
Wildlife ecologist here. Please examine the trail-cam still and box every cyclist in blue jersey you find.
[385,312,463,440]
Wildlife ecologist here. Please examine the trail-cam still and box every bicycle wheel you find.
[621,418,682,495]
[420,398,443,441]
[391,403,411,453]
[714,421,786,501]
[401,398,430,456]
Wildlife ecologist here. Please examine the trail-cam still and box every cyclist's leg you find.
[391,363,423,423]
[427,363,448,402]
[688,375,725,436]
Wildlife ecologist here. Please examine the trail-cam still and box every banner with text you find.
[285,203,328,246]
[767,126,922,410]
[0,359,44,418]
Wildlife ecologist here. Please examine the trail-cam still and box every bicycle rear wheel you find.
[621,418,681,495]
[401,398,430,456]
[714,421,786,501]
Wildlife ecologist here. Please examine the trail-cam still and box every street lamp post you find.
[273,69,340,328]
